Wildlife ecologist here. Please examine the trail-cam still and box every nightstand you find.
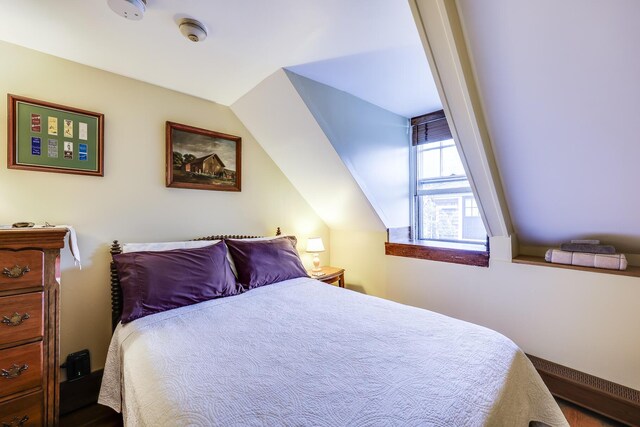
[308,266,345,288]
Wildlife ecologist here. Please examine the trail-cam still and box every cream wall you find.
[329,229,388,298]
[331,231,640,391]
[0,41,329,374]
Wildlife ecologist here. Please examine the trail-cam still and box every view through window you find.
[413,111,487,245]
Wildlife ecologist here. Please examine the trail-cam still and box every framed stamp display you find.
[7,94,104,176]
[166,121,241,192]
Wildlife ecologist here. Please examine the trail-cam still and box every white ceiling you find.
[0,0,440,118]
[288,46,441,118]
[457,0,640,252]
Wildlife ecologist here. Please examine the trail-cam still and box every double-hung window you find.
[412,110,487,249]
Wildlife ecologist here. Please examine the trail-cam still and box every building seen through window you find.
[413,111,486,245]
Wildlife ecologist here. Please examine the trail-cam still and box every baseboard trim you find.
[59,369,104,416]
[527,354,640,426]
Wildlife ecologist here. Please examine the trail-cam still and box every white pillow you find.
[226,235,289,242]
[122,240,220,253]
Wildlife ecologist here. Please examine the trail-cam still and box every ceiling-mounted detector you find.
[179,18,208,42]
[108,0,146,20]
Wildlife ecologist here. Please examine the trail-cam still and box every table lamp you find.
[306,237,325,274]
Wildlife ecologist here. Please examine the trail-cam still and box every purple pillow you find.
[226,237,308,289]
[113,241,241,323]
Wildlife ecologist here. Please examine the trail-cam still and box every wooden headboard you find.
[109,227,281,330]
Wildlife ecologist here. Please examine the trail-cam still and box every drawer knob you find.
[2,312,30,327]
[2,265,30,279]
[1,415,29,427]
[0,364,28,379]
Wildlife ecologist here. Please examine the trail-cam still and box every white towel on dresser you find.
[19,224,82,268]
[44,225,81,268]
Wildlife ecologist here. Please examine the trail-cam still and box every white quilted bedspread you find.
[99,277,568,427]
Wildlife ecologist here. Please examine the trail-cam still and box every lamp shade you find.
[306,237,325,253]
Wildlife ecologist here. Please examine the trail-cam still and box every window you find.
[384,110,489,267]
[412,110,487,247]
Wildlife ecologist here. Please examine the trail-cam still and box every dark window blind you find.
[411,110,452,146]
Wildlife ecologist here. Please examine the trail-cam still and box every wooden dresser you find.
[0,229,66,426]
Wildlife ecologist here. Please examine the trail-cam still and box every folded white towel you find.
[33,224,82,269]
[545,249,627,271]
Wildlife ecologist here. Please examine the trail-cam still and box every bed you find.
[98,232,568,426]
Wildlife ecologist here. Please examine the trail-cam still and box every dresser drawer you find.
[0,251,43,292]
[0,391,43,426]
[0,342,42,399]
[0,293,43,346]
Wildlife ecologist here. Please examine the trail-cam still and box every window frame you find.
[385,110,489,267]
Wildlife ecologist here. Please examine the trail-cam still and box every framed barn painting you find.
[7,94,104,176]
[166,121,241,192]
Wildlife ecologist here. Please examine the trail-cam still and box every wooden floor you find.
[557,399,628,427]
[60,404,122,427]
[60,399,629,427]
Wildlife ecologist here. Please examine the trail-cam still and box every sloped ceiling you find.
[286,71,410,229]
[0,0,435,117]
[232,69,385,232]
[457,0,640,253]
[288,47,441,118]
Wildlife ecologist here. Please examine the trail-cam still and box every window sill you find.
[385,239,489,267]
[512,255,640,278]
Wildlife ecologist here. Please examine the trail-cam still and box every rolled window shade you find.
[411,110,452,145]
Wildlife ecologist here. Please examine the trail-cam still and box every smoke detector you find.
[107,0,146,21]
[179,18,208,42]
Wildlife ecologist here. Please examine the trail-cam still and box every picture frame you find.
[7,94,104,176]
[166,121,241,192]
